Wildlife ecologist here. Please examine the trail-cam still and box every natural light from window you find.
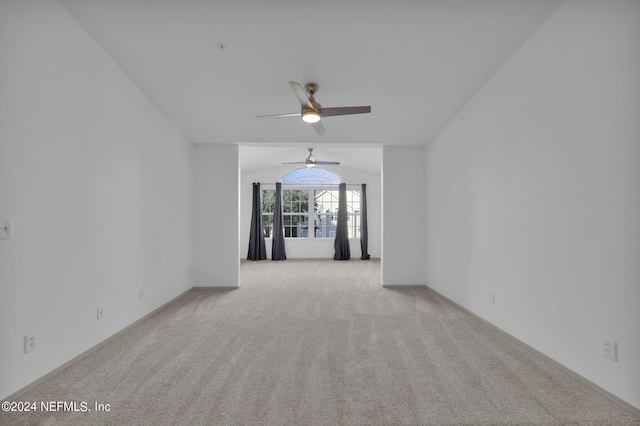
[262,168,360,239]
[281,167,341,186]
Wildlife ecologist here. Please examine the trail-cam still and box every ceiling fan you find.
[256,82,371,135]
[282,148,339,168]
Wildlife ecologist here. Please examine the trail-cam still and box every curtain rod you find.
[256,183,364,189]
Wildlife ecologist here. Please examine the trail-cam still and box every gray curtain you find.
[360,183,370,260]
[247,182,266,261]
[334,182,351,260]
[271,182,287,260]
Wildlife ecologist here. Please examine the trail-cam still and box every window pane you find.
[283,213,308,238]
[283,189,307,214]
[313,189,360,238]
[262,214,273,238]
[315,213,336,238]
[262,190,275,214]
[348,213,361,239]
[282,167,341,186]
[261,190,275,238]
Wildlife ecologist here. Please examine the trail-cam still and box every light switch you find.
[0,219,13,239]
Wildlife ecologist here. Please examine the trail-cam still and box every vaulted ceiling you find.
[58,0,561,170]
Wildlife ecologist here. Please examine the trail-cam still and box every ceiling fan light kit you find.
[302,109,321,123]
[256,81,371,134]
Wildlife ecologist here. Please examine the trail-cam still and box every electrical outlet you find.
[489,292,495,303]
[1,219,13,239]
[139,289,144,299]
[603,339,617,361]
[97,306,104,319]
[24,334,36,353]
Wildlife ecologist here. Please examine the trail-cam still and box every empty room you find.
[1,0,639,424]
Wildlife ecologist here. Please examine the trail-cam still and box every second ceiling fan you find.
[256,82,371,135]
[282,148,339,168]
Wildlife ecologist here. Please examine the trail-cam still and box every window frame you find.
[262,185,361,240]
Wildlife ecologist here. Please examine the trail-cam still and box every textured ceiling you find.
[58,0,561,170]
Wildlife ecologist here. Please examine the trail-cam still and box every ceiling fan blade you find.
[281,161,306,164]
[311,121,325,136]
[289,81,314,109]
[315,161,340,165]
[255,112,301,119]
[321,106,371,117]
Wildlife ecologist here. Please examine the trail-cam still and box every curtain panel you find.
[360,183,370,260]
[271,182,287,260]
[247,182,266,261]
[334,182,351,260]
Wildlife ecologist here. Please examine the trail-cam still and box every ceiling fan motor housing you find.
[305,83,319,94]
[305,148,316,167]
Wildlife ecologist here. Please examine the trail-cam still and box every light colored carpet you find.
[2,259,638,425]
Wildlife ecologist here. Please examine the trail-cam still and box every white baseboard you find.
[3,287,195,401]
[424,284,640,418]
[192,286,238,289]
[382,284,425,288]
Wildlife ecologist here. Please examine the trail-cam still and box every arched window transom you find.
[281,167,341,186]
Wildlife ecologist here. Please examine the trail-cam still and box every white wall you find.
[382,146,426,286]
[240,158,381,260]
[0,1,194,399]
[194,144,239,287]
[425,0,640,409]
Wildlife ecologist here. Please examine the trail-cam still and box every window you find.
[314,190,360,238]
[262,168,361,240]
[282,189,309,238]
[262,189,275,238]
[262,189,360,239]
